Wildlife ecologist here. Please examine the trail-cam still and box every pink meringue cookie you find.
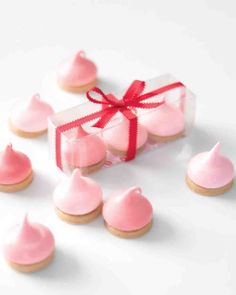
[3,215,55,272]
[103,186,153,238]
[103,117,148,156]
[186,143,234,196]
[62,126,106,174]
[10,93,54,137]
[53,169,103,223]
[140,99,185,142]
[0,144,33,192]
[57,50,97,92]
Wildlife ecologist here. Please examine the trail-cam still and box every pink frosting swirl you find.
[103,118,148,152]
[103,186,153,231]
[141,100,185,136]
[53,169,103,215]
[0,144,32,185]
[3,215,55,265]
[58,51,97,87]
[187,143,234,188]
[10,94,54,132]
[62,126,106,168]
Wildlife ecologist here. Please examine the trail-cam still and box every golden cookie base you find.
[59,79,97,93]
[7,251,54,273]
[55,203,103,224]
[148,130,185,143]
[186,175,233,196]
[107,144,146,158]
[68,157,106,175]
[105,220,153,238]
[0,172,33,193]
[80,158,106,175]
[9,119,47,138]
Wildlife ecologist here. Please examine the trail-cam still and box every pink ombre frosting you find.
[187,143,234,188]
[53,169,102,215]
[58,51,97,87]
[141,100,185,136]
[62,126,106,168]
[11,94,54,132]
[3,216,55,265]
[103,118,148,152]
[0,144,32,185]
[103,186,153,231]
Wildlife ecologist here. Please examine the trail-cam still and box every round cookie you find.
[0,144,33,192]
[3,215,55,272]
[9,93,54,138]
[57,50,97,93]
[103,118,148,157]
[62,126,106,174]
[186,142,234,196]
[103,186,153,238]
[53,169,103,224]
[140,99,185,142]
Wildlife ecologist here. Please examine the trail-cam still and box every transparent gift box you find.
[48,74,196,175]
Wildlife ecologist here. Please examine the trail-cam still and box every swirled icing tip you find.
[5,143,13,153]
[205,142,221,164]
[22,214,29,228]
[74,50,86,62]
[70,168,86,189]
[28,93,41,108]
[121,186,142,203]
[18,214,40,243]
[2,144,14,161]
[75,126,89,138]
[127,186,142,195]
[32,93,40,101]
[71,168,82,180]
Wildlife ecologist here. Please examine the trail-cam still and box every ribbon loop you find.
[86,87,110,105]
[122,80,145,103]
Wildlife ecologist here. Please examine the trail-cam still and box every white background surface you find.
[0,0,235,294]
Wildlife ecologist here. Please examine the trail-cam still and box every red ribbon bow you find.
[55,80,184,170]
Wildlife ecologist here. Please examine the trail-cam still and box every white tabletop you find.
[0,1,235,294]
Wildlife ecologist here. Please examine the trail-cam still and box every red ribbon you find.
[55,80,184,170]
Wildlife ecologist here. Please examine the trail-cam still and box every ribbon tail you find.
[120,108,138,161]
[126,116,138,161]
[55,127,62,169]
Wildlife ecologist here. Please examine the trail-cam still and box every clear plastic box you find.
[48,74,196,174]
